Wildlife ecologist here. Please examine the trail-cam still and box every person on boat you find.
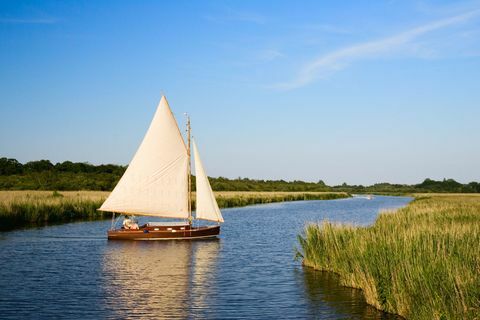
[123,216,132,229]
[130,217,139,230]
[122,215,139,230]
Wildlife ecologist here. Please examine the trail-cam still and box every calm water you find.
[0,196,411,319]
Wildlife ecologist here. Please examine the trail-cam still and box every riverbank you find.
[0,190,349,231]
[297,194,480,319]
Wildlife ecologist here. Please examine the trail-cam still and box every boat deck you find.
[108,225,220,240]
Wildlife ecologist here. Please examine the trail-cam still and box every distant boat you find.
[352,194,374,200]
[99,96,224,240]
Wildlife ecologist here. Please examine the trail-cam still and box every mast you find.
[186,114,193,226]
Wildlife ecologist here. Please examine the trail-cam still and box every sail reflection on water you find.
[102,240,220,319]
[191,240,221,316]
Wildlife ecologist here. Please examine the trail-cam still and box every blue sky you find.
[1,0,479,185]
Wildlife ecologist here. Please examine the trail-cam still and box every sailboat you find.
[99,96,224,240]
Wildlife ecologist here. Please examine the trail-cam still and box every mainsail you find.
[99,96,189,218]
[193,140,224,223]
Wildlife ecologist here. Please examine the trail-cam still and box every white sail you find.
[193,140,224,223]
[99,96,189,219]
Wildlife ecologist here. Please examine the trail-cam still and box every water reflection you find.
[102,240,220,320]
[191,240,221,316]
[300,267,402,319]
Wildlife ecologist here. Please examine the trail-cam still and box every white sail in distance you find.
[99,96,189,219]
[193,140,224,223]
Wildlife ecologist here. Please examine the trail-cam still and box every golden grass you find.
[0,190,109,208]
[0,190,346,207]
[0,191,110,230]
[208,191,348,209]
[0,190,349,230]
[297,194,480,319]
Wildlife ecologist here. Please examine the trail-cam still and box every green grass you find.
[0,190,349,231]
[297,194,480,319]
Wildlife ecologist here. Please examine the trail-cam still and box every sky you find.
[1,0,479,185]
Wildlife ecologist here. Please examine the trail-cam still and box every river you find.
[0,195,411,319]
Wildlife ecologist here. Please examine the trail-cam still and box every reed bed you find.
[0,191,110,230]
[0,190,348,231]
[297,194,480,319]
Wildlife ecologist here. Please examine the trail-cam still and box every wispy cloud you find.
[0,18,57,24]
[274,9,480,90]
[257,49,285,61]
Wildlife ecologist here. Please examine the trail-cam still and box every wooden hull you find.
[108,225,220,240]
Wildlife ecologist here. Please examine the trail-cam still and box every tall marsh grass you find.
[297,194,480,319]
[0,191,110,230]
[0,191,349,231]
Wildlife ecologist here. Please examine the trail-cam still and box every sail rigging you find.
[193,140,224,223]
[99,96,189,218]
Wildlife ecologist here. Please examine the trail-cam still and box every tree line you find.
[0,158,479,193]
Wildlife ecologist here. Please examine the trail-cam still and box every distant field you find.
[298,193,480,319]
[0,190,349,231]
[210,191,348,208]
[412,193,480,199]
